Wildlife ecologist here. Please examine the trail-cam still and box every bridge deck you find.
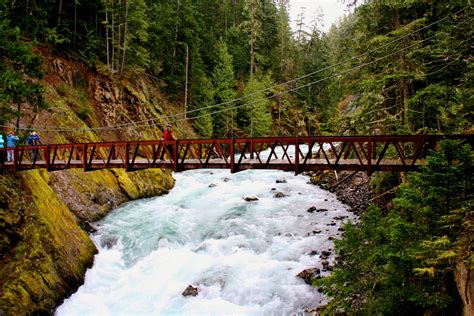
[0,135,471,175]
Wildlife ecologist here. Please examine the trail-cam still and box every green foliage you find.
[328,0,473,135]
[238,74,273,137]
[211,40,237,137]
[0,5,47,125]
[190,75,214,138]
[317,140,472,314]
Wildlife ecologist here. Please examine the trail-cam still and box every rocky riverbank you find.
[295,170,374,314]
[307,170,374,215]
[0,168,175,315]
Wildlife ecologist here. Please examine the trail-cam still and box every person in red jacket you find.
[162,123,176,160]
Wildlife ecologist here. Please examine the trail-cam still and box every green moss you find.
[0,172,97,315]
[111,168,175,199]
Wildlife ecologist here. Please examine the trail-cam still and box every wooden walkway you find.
[0,135,472,175]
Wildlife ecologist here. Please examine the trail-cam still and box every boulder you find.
[182,285,199,297]
[208,183,217,188]
[273,192,286,198]
[319,250,331,260]
[244,196,259,202]
[276,179,287,183]
[321,261,333,271]
[306,206,317,213]
[297,268,321,284]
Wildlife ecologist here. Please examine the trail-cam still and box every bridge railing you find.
[0,135,472,174]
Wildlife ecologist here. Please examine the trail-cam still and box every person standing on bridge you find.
[162,123,176,160]
[27,131,41,161]
[0,134,4,163]
[6,131,19,162]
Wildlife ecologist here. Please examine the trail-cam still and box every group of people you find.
[0,130,41,162]
[0,124,175,163]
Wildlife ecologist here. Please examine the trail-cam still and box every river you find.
[56,159,354,315]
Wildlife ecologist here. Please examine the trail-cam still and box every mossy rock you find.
[0,171,97,315]
[111,168,175,200]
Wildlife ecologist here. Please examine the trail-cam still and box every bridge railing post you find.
[230,138,235,173]
[13,147,17,171]
[125,142,130,172]
[367,136,372,176]
[173,140,178,172]
[295,136,300,176]
[45,145,51,171]
[82,144,88,171]
[250,141,254,159]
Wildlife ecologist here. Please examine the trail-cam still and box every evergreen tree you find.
[211,40,236,137]
[0,0,47,128]
[190,74,214,138]
[317,140,472,315]
[238,74,273,137]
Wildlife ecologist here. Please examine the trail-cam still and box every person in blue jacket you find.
[0,134,4,163]
[27,131,41,160]
[7,130,20,162]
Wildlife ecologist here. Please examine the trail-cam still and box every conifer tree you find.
[211,40,236,137]
[317,140,472,315]
[0,0,47,127]
[239,74,273,137]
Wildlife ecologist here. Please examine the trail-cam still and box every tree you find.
[211,40,236,137]
[190,73,214,138]
[317,140,472,315]
[238,74,273,137]
[0,0,47,128]
[241,0,262,78]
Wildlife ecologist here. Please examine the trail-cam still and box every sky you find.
[288,0,349,33]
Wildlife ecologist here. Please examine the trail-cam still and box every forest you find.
[0,0,472,314]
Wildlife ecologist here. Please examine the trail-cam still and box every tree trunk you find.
[74,0,77,46]
[455,262,474,316]
[16,103,21,130]
[58,0,63,26]
[105,1,110,71]
[120,0,128,77]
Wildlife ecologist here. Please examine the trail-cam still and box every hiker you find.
[6,131,20,162]
[27,131,41,161]
[162,123,176,160]
[0,134,4,163]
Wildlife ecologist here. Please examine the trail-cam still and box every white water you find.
[57,148,353,315]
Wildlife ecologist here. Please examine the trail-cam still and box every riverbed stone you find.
[296,268,321,284]
[320,250,331,260]
[306,206,317,213]
[182,285,199,297]
[244,196,259,202]
[273,192,286,198]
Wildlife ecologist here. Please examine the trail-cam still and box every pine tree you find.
[211,40,236,137]
[238,74,273,137]
[0,0,47,127]
[317,140,472,315]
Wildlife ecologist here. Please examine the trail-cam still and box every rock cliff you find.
[0,53,180,314]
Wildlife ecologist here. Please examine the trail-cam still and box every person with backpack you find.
[6,131,20,162]
[161,123,176,160]
[27,131,41,161]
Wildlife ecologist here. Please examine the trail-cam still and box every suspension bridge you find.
[0,135,472,175]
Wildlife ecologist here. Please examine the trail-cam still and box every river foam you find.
[56,168,354,315]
